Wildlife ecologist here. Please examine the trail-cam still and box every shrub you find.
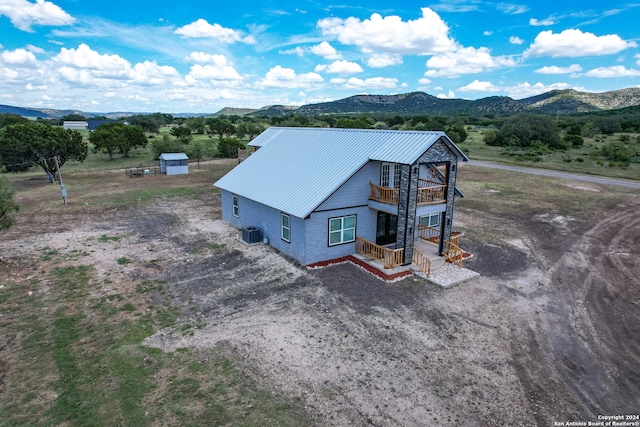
[216,138,246,158]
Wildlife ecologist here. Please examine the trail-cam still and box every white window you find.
[381,163,402,188]
[281,213,290,242]
[232,194,239,217]
[329,215,356,246]
[419,213,440,228]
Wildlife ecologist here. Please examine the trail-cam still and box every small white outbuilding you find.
[159,153,189,175]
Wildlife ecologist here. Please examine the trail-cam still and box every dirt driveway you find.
[1,167,638,426]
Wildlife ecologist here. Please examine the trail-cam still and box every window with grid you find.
[232,195,239,217]
[329,215,356,246]
[281,213,290,242]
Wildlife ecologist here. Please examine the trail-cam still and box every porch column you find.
[396,163,419,265]
[439,159,458,254]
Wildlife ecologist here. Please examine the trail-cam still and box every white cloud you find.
[42,94,52,101]
[0,0,75,32]
[185,52,229,65]
[437,90,456,99]
[458,80,501,92]
[51,44,184,87]
[505,81,577,99]
[174,19,256,44]
[635,53,640,66]
[509,36,524,45]
[25,83,47,90]
[367,53,402,68]
[279,46,305,57]
[418,77,431,85]
[0,48,38,66]
[484,31,493,36]
[525,29,636,58]
[309,42,341,59]
[26,44,45,53]
[256,65,323,89]
[186,63,243,83]
[133,61,180,85]
[315,60,363,75]
[317,7,457,55]
[339,77,398,89]
[425,46,517,77]
[530,17,555,26]
[534,64,583,74]
[497,3,529,14]
[584,66,640,78]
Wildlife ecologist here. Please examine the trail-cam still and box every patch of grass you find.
[117,256,132,265]
[1,261,312,426]
[99,234,123,242]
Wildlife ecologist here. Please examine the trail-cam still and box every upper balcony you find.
[369,179,446,205]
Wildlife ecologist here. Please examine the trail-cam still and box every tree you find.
[0,173,19,231]
[152,134,184,159]
[496,114,561,148]
[184,117,207,134]
[126,114,161,133]
[217,137,245,158]
[0,113,28,127]
[0,122,87,181]
[235,122,265,140]
[186,139,213,168]
[90,123,147,160]
[207,118,236,139]
[170,126,193,144]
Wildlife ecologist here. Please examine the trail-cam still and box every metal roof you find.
[159,152,188,160]
[215,127,468,219]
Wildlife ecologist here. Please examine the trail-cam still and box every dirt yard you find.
[1,163,638,426]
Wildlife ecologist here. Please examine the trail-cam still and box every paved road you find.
[466,160,640,190]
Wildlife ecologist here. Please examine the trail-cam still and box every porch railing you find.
[416,185,446,204]
[369,183,400,204]
[355,236,404,269]
[417,224,440,243]
[412,248,431,277]
[369,182,446,205]
[418,178,442,188]
[442,239,464,267]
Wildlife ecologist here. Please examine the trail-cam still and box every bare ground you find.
[1,169,638,426]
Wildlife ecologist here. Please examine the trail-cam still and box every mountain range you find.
[2,88,640,120]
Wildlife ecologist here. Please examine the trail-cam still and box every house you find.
[214,127,468,272]
[159,153,189,175]
[87,119,115,131]
[63,121,88,131]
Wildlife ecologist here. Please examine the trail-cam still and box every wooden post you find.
[54,156,67,205]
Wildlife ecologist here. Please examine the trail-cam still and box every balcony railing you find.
[418,224,440,243]
[355,236,404,269]
[369,182,446,205]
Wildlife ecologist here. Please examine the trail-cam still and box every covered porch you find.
[354,230,466,278]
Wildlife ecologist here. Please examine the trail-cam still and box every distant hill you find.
[213,107,260,117]
[3,88,640,120]
[518,88,640,113]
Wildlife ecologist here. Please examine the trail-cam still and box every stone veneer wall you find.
[395,138,459,264]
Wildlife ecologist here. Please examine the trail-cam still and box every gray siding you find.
[166,165,188,175]
[220,190,306,263]
[316,161,380,212]
[305,206,376,264]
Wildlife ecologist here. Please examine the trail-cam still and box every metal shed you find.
[159,153,189,175]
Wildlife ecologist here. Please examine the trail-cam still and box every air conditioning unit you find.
[242,226,262,244]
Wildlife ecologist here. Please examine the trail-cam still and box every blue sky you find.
[0,0,639,113]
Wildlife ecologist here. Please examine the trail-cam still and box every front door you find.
[376,211,397,246]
